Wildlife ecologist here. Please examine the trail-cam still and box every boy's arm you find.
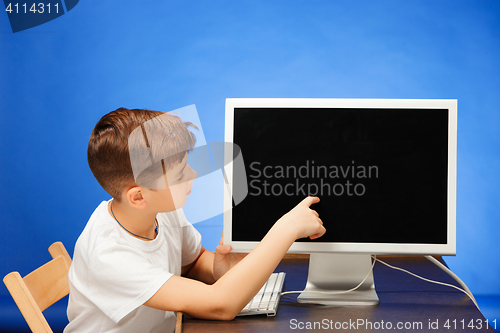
[181,247,216,284]
[144,196,325,320]
[181,239,248,284]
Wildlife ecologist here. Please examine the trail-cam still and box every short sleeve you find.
[176,209,202,266]
[79,241,172,323]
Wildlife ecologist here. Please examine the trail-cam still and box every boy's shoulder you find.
[75,202,193,254]
[72,201,162,275]
[73,201,200,267]
[73,200,122,256]
[79,200,115,239]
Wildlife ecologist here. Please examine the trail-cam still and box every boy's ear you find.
[125,186,147,209]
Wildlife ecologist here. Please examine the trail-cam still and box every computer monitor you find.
[223,98,457,305]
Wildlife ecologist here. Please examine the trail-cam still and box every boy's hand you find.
[146,197,324,320]
[278,196,326,240]
[213,235,247,281]
[211,197,324,281]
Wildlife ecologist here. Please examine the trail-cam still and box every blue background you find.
[1,0,499,331]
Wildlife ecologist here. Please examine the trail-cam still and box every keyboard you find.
[238,272,286,317]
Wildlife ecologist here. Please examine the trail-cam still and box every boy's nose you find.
[186,164,197,180]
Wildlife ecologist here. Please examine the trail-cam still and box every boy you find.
[65,107,325,333]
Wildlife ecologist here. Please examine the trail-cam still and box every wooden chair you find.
[3,241,72,333]
[176,311,183,333]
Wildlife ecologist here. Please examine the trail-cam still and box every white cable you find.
[280,255,480,311]
[373,256,479,310]
[280,256,376,296]
[423,255,479,310]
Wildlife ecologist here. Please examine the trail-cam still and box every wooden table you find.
[180,256,495,332]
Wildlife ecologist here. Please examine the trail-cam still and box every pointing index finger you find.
[300,196,320,207]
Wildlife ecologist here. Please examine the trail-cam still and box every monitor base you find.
[297,253,379,306]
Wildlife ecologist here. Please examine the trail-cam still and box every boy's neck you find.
[108,199,159,241]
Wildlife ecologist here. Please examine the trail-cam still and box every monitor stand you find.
[297,253,379,306]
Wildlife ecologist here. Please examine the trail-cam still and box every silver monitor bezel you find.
[223,98,457,255]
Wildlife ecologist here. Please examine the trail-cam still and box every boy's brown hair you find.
[88,107,196,201]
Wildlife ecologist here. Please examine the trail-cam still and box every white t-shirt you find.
[64,200,202,333]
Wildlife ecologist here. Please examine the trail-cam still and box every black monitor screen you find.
[231,108,449,244]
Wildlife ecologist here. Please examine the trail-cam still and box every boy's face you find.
[151,153,197,212]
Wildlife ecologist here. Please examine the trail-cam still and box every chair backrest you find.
[3,242,72,333]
